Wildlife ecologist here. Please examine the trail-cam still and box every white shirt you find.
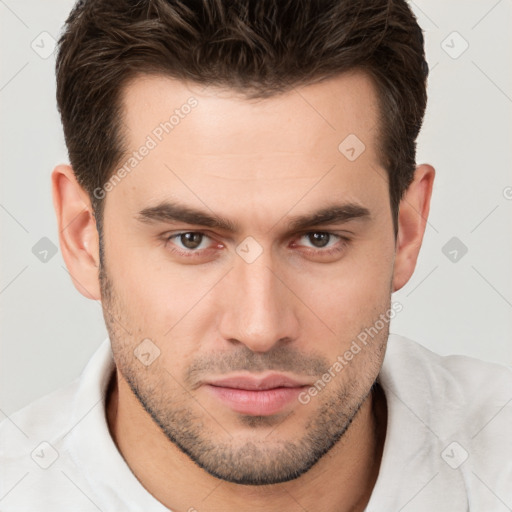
[1,334,511,511]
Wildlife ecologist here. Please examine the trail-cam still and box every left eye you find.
[167,232,212,251]
[297,232,342,249]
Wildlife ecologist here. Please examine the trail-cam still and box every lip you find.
[203,374,311,416]
[207,374,309,390]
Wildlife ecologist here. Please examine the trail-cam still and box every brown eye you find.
[307,232,331,248]
[164,231,224,262]
[166,232,212,252]
[179,232,204,249]
[292,232,351,260]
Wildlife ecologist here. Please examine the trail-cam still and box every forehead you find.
[119,70,380,157]
[110,71,386,225]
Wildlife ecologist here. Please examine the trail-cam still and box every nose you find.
[217,251,300,353]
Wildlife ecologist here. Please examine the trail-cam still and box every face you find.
[100,71,396,485]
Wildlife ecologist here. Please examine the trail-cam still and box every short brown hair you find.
[55,0,428,237]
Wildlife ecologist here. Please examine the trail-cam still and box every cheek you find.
[104,234,218,367]
[295,241,394,338]
[102,233,177,333]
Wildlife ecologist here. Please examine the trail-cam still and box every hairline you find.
[92,67,399,243]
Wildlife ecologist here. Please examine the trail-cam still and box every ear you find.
[392,164,435,292]
[52,164,101,300]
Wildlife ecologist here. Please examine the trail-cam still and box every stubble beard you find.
[99,257,387,485]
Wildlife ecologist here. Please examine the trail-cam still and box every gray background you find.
[1,0,511,416]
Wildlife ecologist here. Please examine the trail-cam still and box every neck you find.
[106,370,386,512]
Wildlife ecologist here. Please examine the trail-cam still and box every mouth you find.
[203,374,311,416]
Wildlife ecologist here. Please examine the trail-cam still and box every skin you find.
[52,70,434,512]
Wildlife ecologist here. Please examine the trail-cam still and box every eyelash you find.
[163,231,351,259]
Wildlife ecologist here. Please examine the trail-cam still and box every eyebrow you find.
[136,201,371,233]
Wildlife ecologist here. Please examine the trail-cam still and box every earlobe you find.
[52,164,101,300]
[392,164,435,292]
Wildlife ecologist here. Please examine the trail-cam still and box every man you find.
[1,0,510,510]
